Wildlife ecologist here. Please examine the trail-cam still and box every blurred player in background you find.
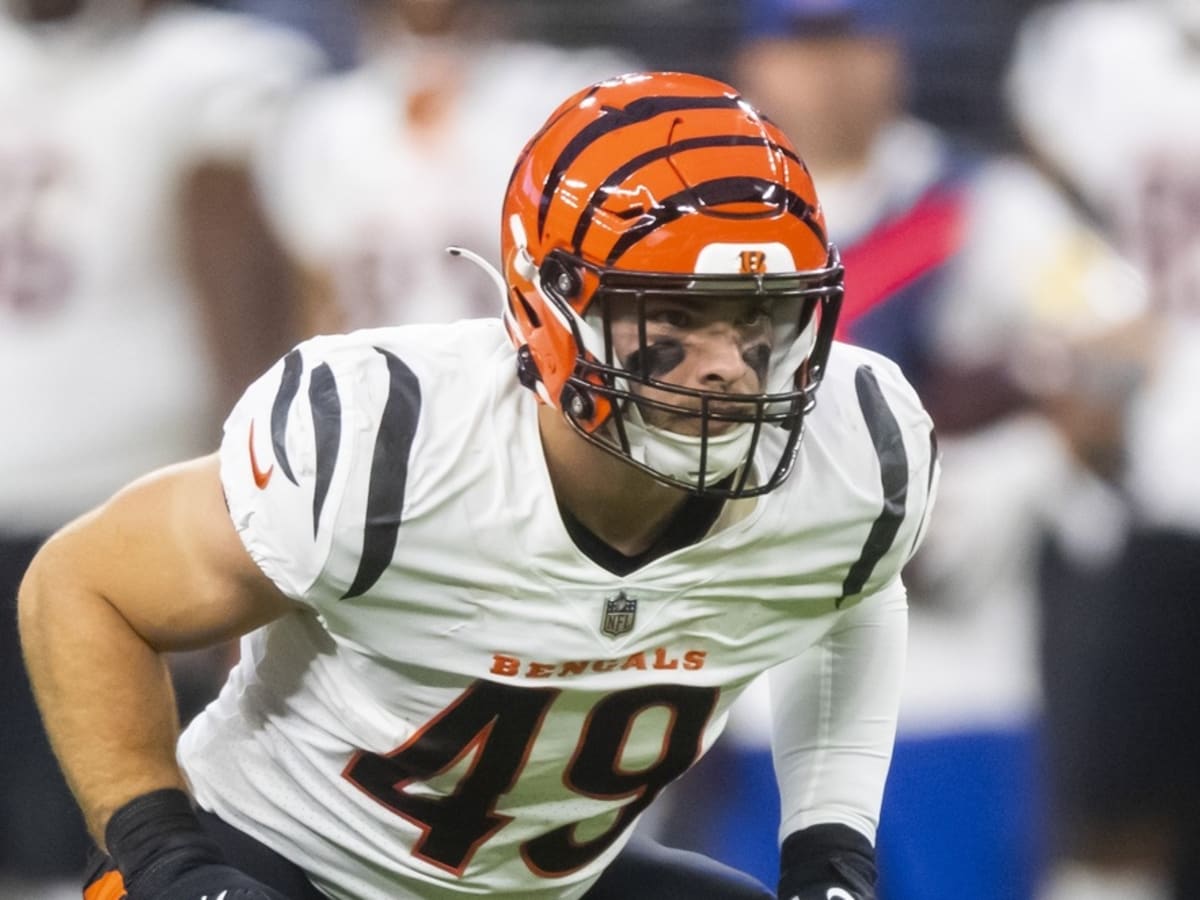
[1009,3,1200,898]
[646,2,1147,898]
[254,0,637,333]
[0,0,321,894]
[20,71,938,900]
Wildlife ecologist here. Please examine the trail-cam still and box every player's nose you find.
[693,325,754,388]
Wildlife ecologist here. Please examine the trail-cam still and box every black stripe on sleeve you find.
[308,362,341,538]
[839,365,909,605]
[341,349,422,600]
[271,349,303,486]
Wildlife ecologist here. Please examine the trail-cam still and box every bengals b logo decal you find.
[738,250,767,274]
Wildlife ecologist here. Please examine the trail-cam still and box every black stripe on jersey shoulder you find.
[569,135,801,253]
[605,177,825,265]
[341,348,422,601]
[839,365,909,605]
[308,362,341,539]
[271,349,303,486]
[539,94,745,238]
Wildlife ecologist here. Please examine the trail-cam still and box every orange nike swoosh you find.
[248,420,274,489]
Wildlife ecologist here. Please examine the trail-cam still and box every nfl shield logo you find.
[601,592,637,637]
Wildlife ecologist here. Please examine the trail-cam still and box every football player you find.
[19,72,938,900]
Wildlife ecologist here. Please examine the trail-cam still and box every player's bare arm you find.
[17,454,294,846]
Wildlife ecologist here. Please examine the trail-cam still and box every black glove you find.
[777,824,876,900]
[780,884,868,900]
[106,788,292,900]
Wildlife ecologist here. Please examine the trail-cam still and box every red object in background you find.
[836,187,968,337]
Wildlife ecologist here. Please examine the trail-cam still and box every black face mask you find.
[540,247,845,498]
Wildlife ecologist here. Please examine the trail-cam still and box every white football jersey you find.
[0,6,319,531]
[179,320,937,899]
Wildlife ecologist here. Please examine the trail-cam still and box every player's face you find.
[606,295,773,435]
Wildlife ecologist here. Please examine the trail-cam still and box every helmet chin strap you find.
[622,403,754,489]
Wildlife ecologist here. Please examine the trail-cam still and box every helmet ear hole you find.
[539,255,582,303]
[560,382,594,421]
[515,345,542,391]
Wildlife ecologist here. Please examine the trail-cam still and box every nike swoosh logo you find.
[248,420,274,489]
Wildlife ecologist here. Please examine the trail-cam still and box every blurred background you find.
[3,1,1197,899]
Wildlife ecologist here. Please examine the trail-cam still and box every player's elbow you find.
[17,526,84,652]
[16,516,130,664]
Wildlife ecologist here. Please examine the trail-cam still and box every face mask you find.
[622,402,754,489]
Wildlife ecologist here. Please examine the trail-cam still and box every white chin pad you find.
[623,404,753,487]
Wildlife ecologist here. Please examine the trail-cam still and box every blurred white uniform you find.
[1009,5,1200,897]
[0,5,320,533]
[178,319,937,900]
[1010,0,1200,535]
[257,39,635,328]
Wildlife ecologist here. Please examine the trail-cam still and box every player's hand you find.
[777,824,876,900]
[779,862,873,900]
[127,862,292,899]
[106,788,294,900]
[781,885,866,900]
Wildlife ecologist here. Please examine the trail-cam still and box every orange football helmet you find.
[501,71,843,496]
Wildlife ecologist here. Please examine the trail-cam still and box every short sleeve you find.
[220,346,334,602]
[218,334,420,606]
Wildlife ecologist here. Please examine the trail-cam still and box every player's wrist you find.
[777,823,876,900]
[104,787,225,896]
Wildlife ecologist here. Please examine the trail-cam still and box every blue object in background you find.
[877,724,1047,900]
[656,723,1046,900]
